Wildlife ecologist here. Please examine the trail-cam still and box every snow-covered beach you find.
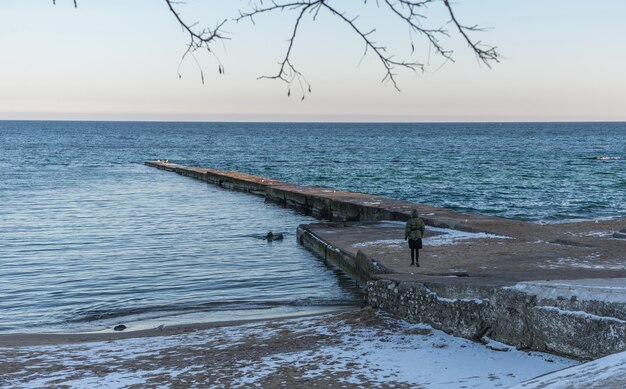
[1,309,577,388]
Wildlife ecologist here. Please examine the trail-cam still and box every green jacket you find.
[405,210,425,240]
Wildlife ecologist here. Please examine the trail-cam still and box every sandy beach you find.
[1,308,576,388]
[0,308,359,348]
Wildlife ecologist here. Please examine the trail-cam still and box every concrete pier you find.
[146,161,626,360]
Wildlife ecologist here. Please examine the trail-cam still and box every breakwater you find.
[146,161,626,360]
[145,160,429,222]
[144,161,530,235]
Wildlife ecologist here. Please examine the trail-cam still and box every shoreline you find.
[0,308,578,388]
[0,306,359,348]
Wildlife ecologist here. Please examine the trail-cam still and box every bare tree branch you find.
[256,3,316,100]
[320,1,424,91]
[381,0,451,59]
[53,0,500,95]
[234,0,499,95]
[443,0,500,67]
[164,0,229,84]
[52,0,77,8]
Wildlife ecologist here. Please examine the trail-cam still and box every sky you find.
[1,0,625,122]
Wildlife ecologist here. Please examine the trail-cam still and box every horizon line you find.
[1,113,625,125]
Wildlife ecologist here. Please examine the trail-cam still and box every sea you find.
[1,121,624,333]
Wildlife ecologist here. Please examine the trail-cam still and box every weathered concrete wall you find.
[296,225,392,285]
[365,279,626,360]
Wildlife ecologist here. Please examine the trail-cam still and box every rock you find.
[403,327,432,336]
[266,231,284,241]
[486,344,511,352]
[113,324,127,331]
[614,232,626,239]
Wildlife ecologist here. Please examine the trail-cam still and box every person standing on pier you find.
[405,209,426,267]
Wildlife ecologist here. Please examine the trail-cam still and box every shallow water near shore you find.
[0,162,362,333]
[1,120,624,332]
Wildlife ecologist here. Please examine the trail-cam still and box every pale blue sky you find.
[1,0,625,121]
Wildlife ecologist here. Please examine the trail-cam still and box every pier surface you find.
[147,161,626,362]
[301,220,626,283]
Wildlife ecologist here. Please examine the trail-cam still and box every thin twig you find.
[53,0,500,93]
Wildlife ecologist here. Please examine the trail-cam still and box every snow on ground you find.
[535,306,626,324]
[565,230,615,238]
[509,278,626,304]
[423,227,511,247]
[510,350,626,389]
[360,201,383,206]
[0,310,576,388]
[351,226,510,249]
[539,255,626,271]
[352,239,406,248]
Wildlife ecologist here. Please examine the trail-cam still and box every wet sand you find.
[0,308,357,348]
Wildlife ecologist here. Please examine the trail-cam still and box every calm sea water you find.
[1,121,625,332]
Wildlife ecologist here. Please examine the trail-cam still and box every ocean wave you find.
[586,156,622,160]
[65,298,361,324]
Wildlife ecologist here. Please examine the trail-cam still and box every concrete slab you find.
[301,220,626,283]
